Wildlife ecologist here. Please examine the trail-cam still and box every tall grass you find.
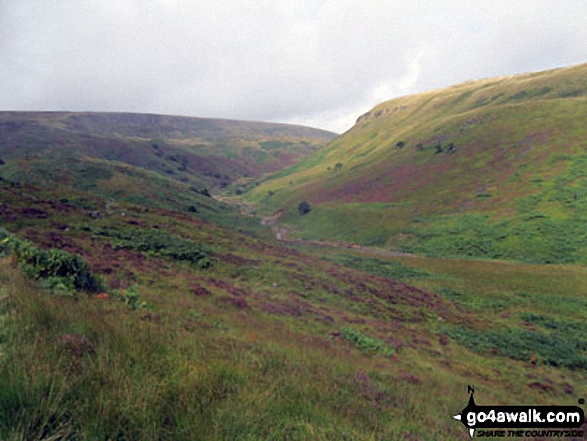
[0,258,477,440]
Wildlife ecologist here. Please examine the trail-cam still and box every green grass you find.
[386,253,587,319]
[3,176,587,438]
[0,260,456,440]
[90,226,214,268]
[244,63,587,264]
[5,76,587,439]
[340,327,396,357]
[446,326,587,369]
[3,253,585,440]
[434,286,522,312]
[303,245,587,368]
[314,250,434,282]
[399,212,587,263]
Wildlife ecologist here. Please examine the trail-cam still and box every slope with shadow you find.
[0,111,336,192]
[0,112,335,232]
[246,63,587,263]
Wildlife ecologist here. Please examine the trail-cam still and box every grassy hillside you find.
[2,75,587,439]
[0,111,335,233]
[1,176,587,439]
[0,111,336,194]
[245,63,587,263]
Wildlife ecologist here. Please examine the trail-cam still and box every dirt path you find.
[217,195,411,257]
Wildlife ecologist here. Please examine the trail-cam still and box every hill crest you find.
[245,62,587,263]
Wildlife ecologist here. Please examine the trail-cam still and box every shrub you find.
[341,327,395,356]
[0,229,102,293]
[14,241,102,293]
[298,201,311,215]
[447,325,587,369]
[92,227,213,268]
[112,284,147,310]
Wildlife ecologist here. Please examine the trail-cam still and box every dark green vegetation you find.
[316,251,433,282]
[90,226,213,268]
[447,326,587,369]
[298,200,311,215]
[1,229,102,293]
[340,327,396,357]
[246,63,587,263]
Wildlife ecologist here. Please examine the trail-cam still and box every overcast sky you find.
[1,1,586,133]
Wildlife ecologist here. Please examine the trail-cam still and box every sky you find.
[1,1,587,133]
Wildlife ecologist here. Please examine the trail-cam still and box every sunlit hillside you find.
[246,63,587,263]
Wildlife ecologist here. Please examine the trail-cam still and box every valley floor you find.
[1,185,586,440]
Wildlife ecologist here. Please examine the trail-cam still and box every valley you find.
[245,63,587,264]
[1,64,587,440]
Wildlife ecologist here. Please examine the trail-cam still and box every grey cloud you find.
[1,0,586,132]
